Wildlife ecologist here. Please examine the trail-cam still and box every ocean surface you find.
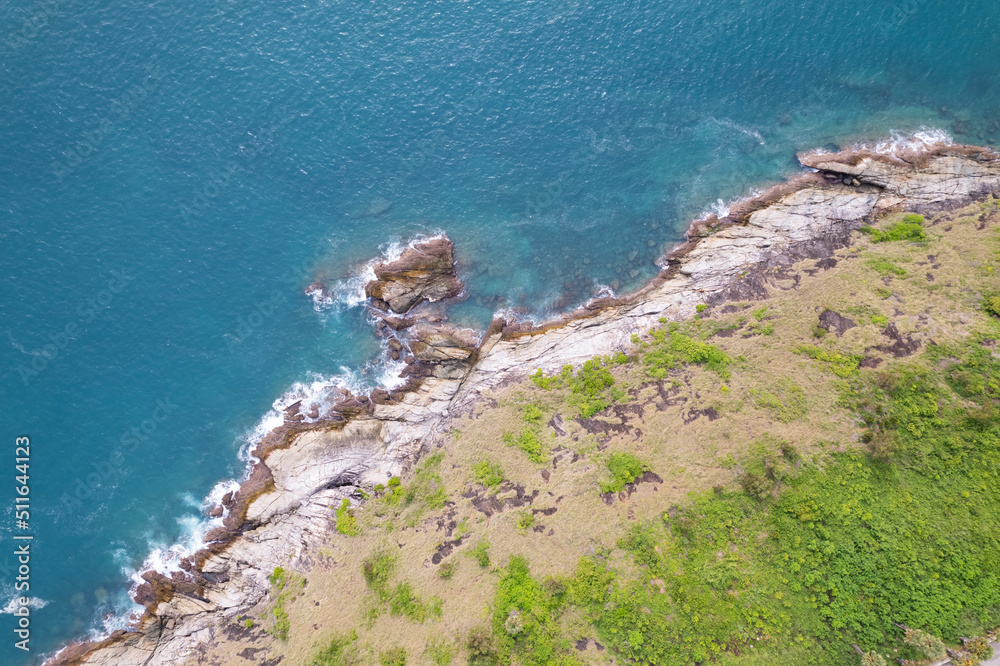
[2,0,1000,661]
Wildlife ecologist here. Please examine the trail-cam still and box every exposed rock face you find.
[364,236,463,314]
[818,310,857,337]
[47,145,1000,666]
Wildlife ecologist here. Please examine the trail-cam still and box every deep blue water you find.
[2,0,1000,661]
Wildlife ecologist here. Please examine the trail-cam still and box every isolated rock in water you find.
[365,237,463,314]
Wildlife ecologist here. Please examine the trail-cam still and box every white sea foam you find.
[697,187,766,221]
[1,595,48,614]
[309,232,447,312]
[854,127,953,156]
[713,117,766,145]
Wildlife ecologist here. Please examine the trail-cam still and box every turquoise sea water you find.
[2,0,1000,661]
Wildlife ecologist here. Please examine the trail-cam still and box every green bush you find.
[378,646,407,666]
[522,404,544,424]
[473,460,504,489]
[467,627,500,666]
[424,636,455,665]
[362,550,396,598]
[335,498,359,536]
[641,325,732,380]
[267,566,303,640]
[985,294,1000,318]
[599,452,650,494]
[860,214,926,242]
[491,556,574,665]
[903,627,946,660]
[514,510,535,534]
[866,257,907,277]
[749,380,807,422]
[471,540,491,568]
[388,582,431,622]
[503,428,546,463]
[312,631,359,666]
[795,344,863,377]
[438,560,457,579]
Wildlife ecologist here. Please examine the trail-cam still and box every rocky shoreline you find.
[47,143,1000,666]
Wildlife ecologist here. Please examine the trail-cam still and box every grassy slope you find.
[194,198,1000,666]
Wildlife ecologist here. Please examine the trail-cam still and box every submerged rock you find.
[364,236,463,314]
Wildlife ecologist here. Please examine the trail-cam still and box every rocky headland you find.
[47,143,1000,665]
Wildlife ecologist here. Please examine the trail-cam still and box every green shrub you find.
[514,510,535,534]
[335,498,359,536]
[696,303,708,313]
[860,214,926,242]
[467,627,499,666]
[362,550,396,598]
[473,459,504,489]
[438,560,457,579]
[388,582,430,622]
[522,404,544,424]
[530,369,560,390]
[471,540,490,568]
[424,636,455,665]
[860,650,887,666]
[749,379,807,422]
[874,286,892,299]
[599,452,649,494]
[812,325,828,339]
[736,435,798,501]
[985,294,1000,318]
[503,428,545,463]
[867,257,908,277]
[903,627,946,660]
[378,646,407,666]
[267,566,303,640]
[641,325,731,380]
[312,631,359,666]
[491,556,573,665]
[870,315,888,327]
[794,344,863,377]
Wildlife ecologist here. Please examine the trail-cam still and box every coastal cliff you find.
[47,144,1000,666]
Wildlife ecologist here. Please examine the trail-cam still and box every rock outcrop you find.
[364,236,464,314]
[47,144,1000,666]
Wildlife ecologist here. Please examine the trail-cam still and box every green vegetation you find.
[491,556,576,665]
[860,214,926,243]
[745,306,775,337]
[335,498,359,536]
[268,566,304,640]
[697,303,708,313]
[362,548,441,624]
[599,452,650,494]
[749,379,807,422]
[736,435,800,501]
[638,323,732,380]
[529,355,627,417]
[424,636,455,665]
[503,428,545,463]
[311,631,359,666]
[378,453,448,516]
[471,539,491,568]
[473,459,505,489]
[522,403,544,424]
[795,344,863,377]
[378,646,407,666]
[514,510,535,534]
[874,286,892,299]
[437,560,457,579]
[985,294,1000,318]
[467,627,500,666]
[902,626,946,660]
[866,257,908,277]
[361,549,395,596]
